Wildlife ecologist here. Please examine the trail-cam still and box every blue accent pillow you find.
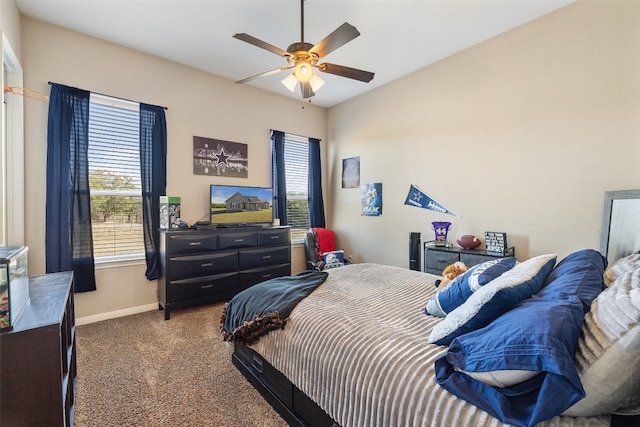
[428,254,557,346]
[434,249,606,427]
[323,250,345,269]
[424,257,517,317]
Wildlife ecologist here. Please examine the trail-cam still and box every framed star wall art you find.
[193,136,248,178]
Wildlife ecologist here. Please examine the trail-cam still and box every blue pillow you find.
[434,249,606,427]
[428,254,557,346]
[323,250,345,269]
[541,248,606,310]
[424,257,517,317]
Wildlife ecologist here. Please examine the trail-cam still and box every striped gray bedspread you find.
[249,263,610,427]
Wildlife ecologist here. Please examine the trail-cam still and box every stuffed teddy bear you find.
[434,261,468,288]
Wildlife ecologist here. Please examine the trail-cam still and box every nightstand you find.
[423,244,515,275]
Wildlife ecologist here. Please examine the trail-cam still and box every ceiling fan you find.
[233,0,375,99]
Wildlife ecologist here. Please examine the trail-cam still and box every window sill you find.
[95,254,146,270]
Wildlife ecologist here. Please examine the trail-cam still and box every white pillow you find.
[563,269,640,417]
[603,252,640,287]
[461,368,540,388]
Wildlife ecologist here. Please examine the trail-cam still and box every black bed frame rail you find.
[611,414,640,427]
[232,346,339,427]
[233,346,639,427]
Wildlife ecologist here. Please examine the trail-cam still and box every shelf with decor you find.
[1,271,76,427]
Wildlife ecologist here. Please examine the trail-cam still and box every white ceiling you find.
[16,0,574,108]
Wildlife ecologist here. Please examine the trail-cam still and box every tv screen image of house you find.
[210,185,273,225]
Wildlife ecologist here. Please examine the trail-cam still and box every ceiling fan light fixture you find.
[234,0,374,100]
[309,74,325,92]
[281,73,298,92]
[294,61,313,82]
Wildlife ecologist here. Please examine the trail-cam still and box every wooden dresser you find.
[158,227,291,319]
[1,271,76,427]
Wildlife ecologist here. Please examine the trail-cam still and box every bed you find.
[224,190,640,427]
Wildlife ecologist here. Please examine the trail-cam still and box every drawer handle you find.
[262,274,272,279]
[251,356,264,373]
[262,255,272,260]
[200,262,213,267]
[270,236,280,240]
[234,238,245,242]
[189,242,202,246]
[200,284,214,289]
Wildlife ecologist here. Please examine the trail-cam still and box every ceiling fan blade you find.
[235,67,289,84]
[300,81,315,99]
[309,22,360,59]
[233,33,291,58]
[318,63,375,83]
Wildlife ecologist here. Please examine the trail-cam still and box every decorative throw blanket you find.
[221,270,328,345]
[313,227,336,259]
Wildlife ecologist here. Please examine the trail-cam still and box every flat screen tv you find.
[210,184,273,226]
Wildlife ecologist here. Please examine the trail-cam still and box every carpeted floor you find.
[74,302,288,427]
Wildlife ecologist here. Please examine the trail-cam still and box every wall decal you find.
[193,136,248,177]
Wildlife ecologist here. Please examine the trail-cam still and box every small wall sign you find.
[193,136,248,178]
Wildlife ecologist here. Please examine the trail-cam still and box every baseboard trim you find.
[76,303,159,326]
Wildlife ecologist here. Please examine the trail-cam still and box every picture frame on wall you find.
[342,156,360,188]
[193,136,248,177]
[361,182,382,216]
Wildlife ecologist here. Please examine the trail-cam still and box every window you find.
[88,94,144,260]
[283,133,310,241]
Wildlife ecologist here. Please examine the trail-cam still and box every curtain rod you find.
[48,81,168,110]
[271,129,321,142]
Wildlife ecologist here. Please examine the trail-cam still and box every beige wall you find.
[328,1,640,267]
[21,17,326,321]
[14,1,640,321]
[0,0,21,59]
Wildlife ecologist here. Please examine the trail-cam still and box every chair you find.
[304,227,349,270]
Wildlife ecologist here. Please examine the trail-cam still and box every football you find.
[456,235,481,249]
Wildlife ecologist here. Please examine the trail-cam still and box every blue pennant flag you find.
[404,184,458,216]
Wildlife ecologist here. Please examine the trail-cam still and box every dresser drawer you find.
[238,246,290,269]
[238,264,291,290]
[168,233,218,254]
[460,253,496,268]
[169,272,238,301]
[424,250,459,271]
[169,251,238,280]
[218,231,257,249]
[257,228,290,246]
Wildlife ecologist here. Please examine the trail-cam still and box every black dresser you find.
[423,244,515,275]
[158,227,291,319]
[1,271,76,427]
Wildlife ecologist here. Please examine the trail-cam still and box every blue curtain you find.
[45,83,97,292]
[271,130,288,225]
[308,138,326,228]
[140,104,167,280]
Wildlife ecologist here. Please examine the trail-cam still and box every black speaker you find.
[409,232,421,271]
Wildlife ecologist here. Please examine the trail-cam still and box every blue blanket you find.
[221,270,328,345]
